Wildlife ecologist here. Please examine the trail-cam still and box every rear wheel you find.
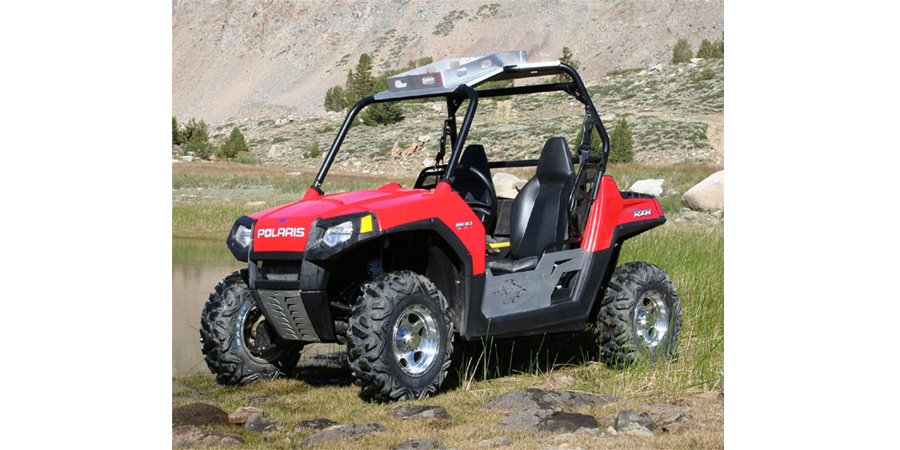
[200,272,302,385]
[596,262,681,368]
[347,271,454,402]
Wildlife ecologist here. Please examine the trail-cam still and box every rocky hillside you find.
[173,0,724,123]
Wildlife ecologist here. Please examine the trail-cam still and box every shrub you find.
[672,39,693,63]
[609,118,634,163]
[324,85,347,112]
[307,141,322,159]
[697,39,724,59]
[233,151,261,164]
[182,118,212,159]
[216,127,249,160]
[361,102,403,126]
[172,116,183,145]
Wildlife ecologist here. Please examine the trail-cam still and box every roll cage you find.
[311,51,611,203]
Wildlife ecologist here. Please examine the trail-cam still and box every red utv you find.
[200,51,681,402]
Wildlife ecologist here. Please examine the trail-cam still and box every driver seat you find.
[486,137,576,274]
[451,144,496,231]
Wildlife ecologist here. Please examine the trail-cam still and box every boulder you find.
[493,408,598,433]
[393,437,445,450]
[245,414,280,432]
[493,172,522,193]
[682,170,724,212]
[172,403,229,427]
[614,411,658,431]
[480,389,618,411]
[228,407,264,424]
[295,418,339,430]
[479,436,511,447]
[267,143,287,159]
[173,425,243,448]
[300,422,387,447]
[388,404,451,421]
[628,179,664,197]
[617,422,653,437]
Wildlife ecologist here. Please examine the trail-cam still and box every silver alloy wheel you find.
[634,292,669,348]
[392,305,440,376]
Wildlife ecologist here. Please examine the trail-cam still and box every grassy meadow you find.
[172,161,724,449]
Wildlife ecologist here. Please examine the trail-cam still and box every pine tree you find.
[672,39,693,63]
[324,85,347,112]
[609,118,634,163]
[346,54,376,103]
[217,127,248,160]
[172,116,183,145]
[555,47,581,82]
[183,118,212,159]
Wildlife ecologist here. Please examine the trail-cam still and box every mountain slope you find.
[172,0,724,123]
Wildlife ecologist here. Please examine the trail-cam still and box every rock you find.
[479,436,511,447]
[544,426,604,444]
[172,403,229,427]
[173,425,243,448]
[605,426,617,435]
[246,201,267,207]
[682,212,698,221]
[300,422,387,447]
[492,172,522,193]
[245,414,280,432]
[628,179,664,197]
[617,422,653,437]
[267,143,286,159]
[423,157,435,168]
[498,189,519,199]
[390,141,401,156]
[682,170,724,212]
[648,64,664,72]
[663,421,704,434]
[716,376,724,392]
[659,412,693,427]
[614,411,658,431]
[228,407,264,424]
[388,404,451,421]
[295,418,339,430]
[690,57,705,63]
[418,135,431,143]
[515,179,528,190]
[493,408,598,433]
[694,391,724,402]
[480,389,618,411]
[244,395,276,403]
[639,403,683,418]
[401,142,422,156]
[393,437,445,450]
[535,375,576,391]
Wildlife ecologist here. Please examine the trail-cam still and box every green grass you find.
[173,161,724,448]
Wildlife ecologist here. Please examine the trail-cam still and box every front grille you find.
[260,261,302,281]
[266,273,299,281]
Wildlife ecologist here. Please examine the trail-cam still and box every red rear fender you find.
[581,177,666,252]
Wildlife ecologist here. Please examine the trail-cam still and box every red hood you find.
[249,183,445,253]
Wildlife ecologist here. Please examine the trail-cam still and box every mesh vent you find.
[267,273,299,281]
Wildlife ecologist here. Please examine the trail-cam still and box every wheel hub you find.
[392,305,439,376]
[634,292,669,348]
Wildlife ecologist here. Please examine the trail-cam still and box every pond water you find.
[172,238,348,379]
[172,238,244,376]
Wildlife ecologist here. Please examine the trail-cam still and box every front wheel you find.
[199,272,302,385]
[596,262,682,368]
[347,271,454,402]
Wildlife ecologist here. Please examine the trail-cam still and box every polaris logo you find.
[455,221,473,229]
[257,227,306,238]
[633,209,652,218]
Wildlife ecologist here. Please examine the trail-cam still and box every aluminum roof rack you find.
[374,50,540,100]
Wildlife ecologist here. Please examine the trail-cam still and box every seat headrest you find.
[460,144,489,172]
[536,137,575,179]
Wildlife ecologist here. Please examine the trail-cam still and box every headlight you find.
[323,220,353,247]
[233,224,253,247]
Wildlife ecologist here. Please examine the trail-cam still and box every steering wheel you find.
[450,164,498,233]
